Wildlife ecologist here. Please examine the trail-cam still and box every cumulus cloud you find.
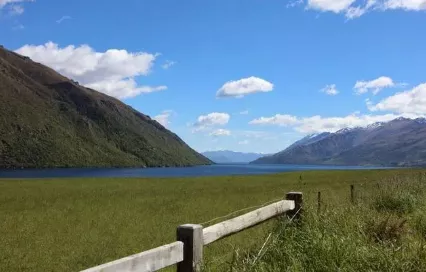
[291,0,426,19]
[368,83,426,115]
[162,60,176,70]
[216,76,274,98]
[249,112,421,133]
[153,110,174,127]
[15,42,166,99]
[307,0,356,13]
[321,84,339,95]
[210,129,231,137]
[383,0,426,10]
[249,114,299,126]
[56,15,71,24]
[192,112,230,132]
[354,76,397,95]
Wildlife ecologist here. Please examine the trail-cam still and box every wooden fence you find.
[81,192,303,272]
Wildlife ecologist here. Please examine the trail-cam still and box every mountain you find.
[252,117,426,167]
[0,45,211,168]
[202,150,267,163]
[284,132,331,150]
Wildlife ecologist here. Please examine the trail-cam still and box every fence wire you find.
[198,197,283,226]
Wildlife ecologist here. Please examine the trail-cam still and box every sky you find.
[1,0,426,154]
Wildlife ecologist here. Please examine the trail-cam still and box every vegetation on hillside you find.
[1,169,425,271]
[0,46,210,168]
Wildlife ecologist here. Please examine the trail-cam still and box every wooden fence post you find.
[317,191,321,213]
[286,192,303,221]
[350,185,354,204]
[177,224,203,272]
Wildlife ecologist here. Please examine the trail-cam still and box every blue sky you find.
[1,0,426,153]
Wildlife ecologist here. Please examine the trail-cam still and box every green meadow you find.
[1,169,426,271]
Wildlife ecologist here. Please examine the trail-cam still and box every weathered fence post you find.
[177,224,203,272]
[286,192,303,221]
[350,185,355,204]
[317,191,321,213]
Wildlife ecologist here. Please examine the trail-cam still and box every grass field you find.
[1,169,425,271]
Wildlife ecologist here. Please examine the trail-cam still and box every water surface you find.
[0,164,391,179]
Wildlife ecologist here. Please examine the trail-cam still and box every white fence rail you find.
[80,192,302,272]
[81,242,184,272]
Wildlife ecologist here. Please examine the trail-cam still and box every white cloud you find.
[15,42,166,99]
[321,84,339,95]
[86,80,166,99]
[249,112,421,133]
[238,140,249,145]
[368,83,426,115]
[354,76,396,95]
[239,110,249,115]
[210,129,231,136]
[307,0,356,13]
[383,0,426,10]
[216,76,274,98]
[153,110,174,127]
[193,112,230,132]
[56,15,71,24]
[249,114,299,126]
[162,60,176,70]
[292,0,426,19]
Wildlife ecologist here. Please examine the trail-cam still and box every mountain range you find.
[202,150,267,163]
[252,117,426,167]
[0,45,211,168]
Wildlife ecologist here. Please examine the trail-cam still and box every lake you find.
[0,164,391,178]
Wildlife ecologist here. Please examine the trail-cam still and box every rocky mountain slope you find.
[0,46,211,168]
[252,118,426,166]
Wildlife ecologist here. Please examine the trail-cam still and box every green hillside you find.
[0,46,211,168]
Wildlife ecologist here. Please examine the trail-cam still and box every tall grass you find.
[1,169,425,271]
[226,173,426,271]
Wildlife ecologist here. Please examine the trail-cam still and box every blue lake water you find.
[0,164,391,179]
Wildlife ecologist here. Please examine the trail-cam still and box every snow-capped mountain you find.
[252,117,426,167]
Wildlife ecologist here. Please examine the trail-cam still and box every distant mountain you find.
[252,117,426,167]
[202,150,267,163]
[0,45,211,168]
